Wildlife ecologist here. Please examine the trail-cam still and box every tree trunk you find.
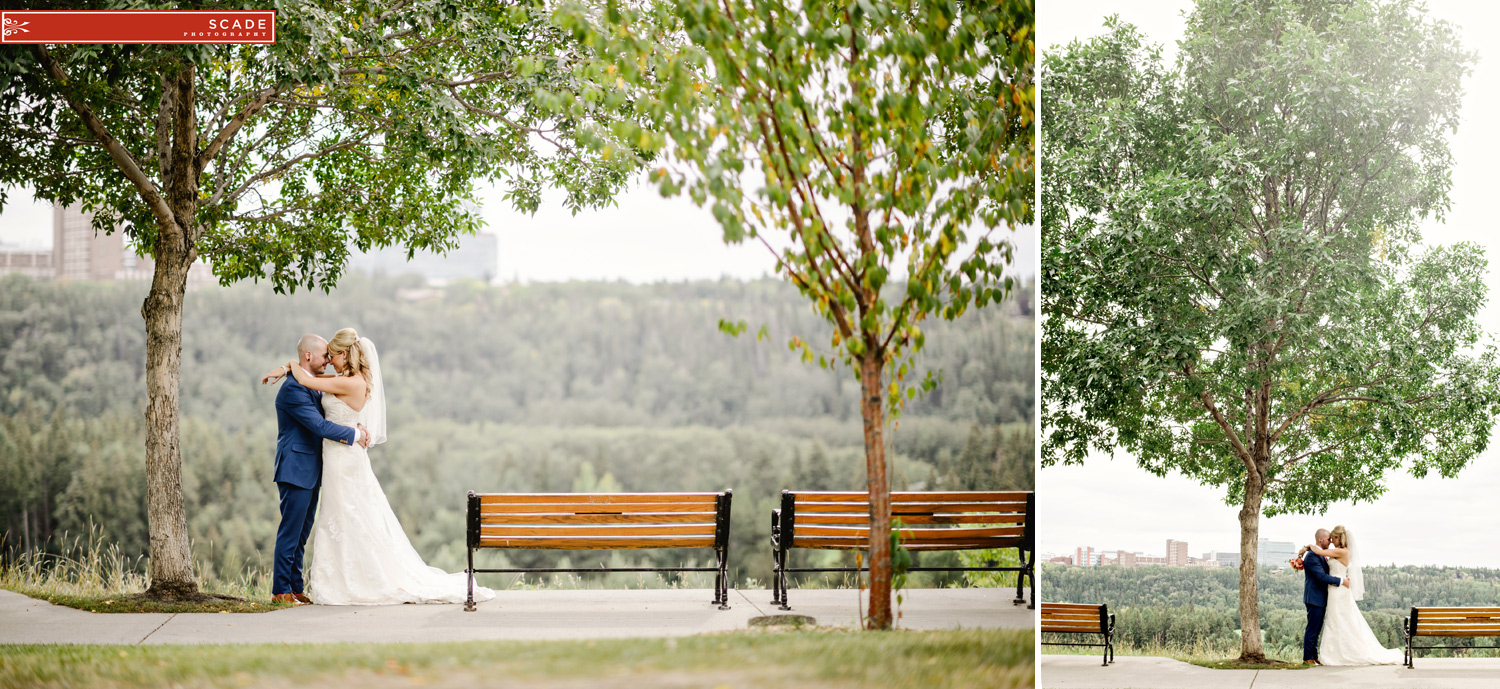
[860,352,892,630]
[1236,474,1266,663]
[142,63,200,600]
[141,244,197,599]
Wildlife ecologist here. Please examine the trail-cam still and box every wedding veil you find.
[1345,529,1364,601]
[359,336,387,445]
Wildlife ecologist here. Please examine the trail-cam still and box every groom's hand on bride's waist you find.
[356,423,371,448]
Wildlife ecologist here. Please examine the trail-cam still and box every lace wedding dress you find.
[307,393,495,605]
[1318,558,1402,665]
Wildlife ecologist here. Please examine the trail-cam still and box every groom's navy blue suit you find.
[272,374,356,595]
[1302,551,1344,662]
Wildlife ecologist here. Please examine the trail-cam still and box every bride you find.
[265,328,495,606]
[1300,525,1402,665]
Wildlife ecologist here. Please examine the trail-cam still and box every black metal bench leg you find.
[777,550,791,611]
[464,545,476,612]
[1028,559,1036,610]
[717,549,731,610]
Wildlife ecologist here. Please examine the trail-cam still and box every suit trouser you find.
[1304,603,1327,661]
[274,482,319,595]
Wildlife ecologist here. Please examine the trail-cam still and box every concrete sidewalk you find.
[1,587,1032,645]
[1041,654,1500,688]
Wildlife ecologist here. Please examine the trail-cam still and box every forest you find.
[1042,563,1500,658]
[0,273,1033,590]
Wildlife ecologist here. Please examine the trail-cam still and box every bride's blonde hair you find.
[1330,525,1348,548]
[327,328,372,400]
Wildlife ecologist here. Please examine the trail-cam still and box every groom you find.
[265,334,369,604]
[1301,527,1351,665]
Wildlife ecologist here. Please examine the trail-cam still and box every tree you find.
[0,0,643,600]
[1042,0,1500,662]
[561,0,1033,628]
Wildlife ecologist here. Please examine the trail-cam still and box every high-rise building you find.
[1258,538,1298,567]
[51,204,211,284]
[1116,550,1137,567]
[1166,539,1190,567]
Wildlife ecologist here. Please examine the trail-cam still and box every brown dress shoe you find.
[292,593,313,604]
[272,593,299,604]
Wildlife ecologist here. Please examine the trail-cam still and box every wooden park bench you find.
[769,490,1034,610]
[463,490,733,612]
[1403,606,1500,668]
[1041,602,1115,665]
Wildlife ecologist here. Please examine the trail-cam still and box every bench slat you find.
[794,513,1026,526]
[479,503,718,514]
[477,536,717,549]
[481,524,717,537]
[793,525,1024,540]
[1413,629,1500,637]
[1412,607,1500,613]
[1041,624,1105,633]
[790,491,1032,503]
[793,502,1025,514]
[481,513,714,525]
[1044,611,1108,620]
[478,493,719,505]
[792,536,1017,550]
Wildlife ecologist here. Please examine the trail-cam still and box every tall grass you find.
[0,524,269,600]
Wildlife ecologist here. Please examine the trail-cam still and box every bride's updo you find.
[1330,525,1349,548]
[327,328,372,400]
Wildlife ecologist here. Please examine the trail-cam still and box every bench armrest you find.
[1107,613,1116,633]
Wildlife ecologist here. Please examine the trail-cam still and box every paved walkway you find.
[1,588,1031,645]
[1041,654,1500,688]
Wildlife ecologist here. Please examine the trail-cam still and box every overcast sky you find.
[1041,0,1500,569]
[0,148,1035,284]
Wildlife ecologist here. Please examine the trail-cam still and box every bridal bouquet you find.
[1289,558,1305,571]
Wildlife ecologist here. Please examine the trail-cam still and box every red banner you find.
[1,10,276,44]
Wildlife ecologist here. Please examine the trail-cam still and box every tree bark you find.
[142,64,201,600]
[860,351,892,630]
[1236,472,1267,663]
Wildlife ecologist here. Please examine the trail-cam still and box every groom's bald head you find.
[297,334,329,370]
[1316,528,1331,548]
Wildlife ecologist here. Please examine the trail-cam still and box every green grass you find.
[0,628,1034,689]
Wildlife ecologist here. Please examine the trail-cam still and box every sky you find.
[0,153,1036,285]
[1040,1,1500,569]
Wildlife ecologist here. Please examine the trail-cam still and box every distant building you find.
[1166,539,1190,567]
[1203,550,1241,568]
[1188,557,1223,569]
[1259,538,1298,568]
[0,244,53,279]
[348,232,497,284]
[1049,556,1073,565]
[1075,546,1096,567]
[51,204,212,285]
[1116,550,1136,567]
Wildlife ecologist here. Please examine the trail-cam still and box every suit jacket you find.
[1302,551,1343,607]
[274,374,357,490]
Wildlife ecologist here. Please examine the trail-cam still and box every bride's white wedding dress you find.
[307,393,495,605]
[1318,558,1401,665]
